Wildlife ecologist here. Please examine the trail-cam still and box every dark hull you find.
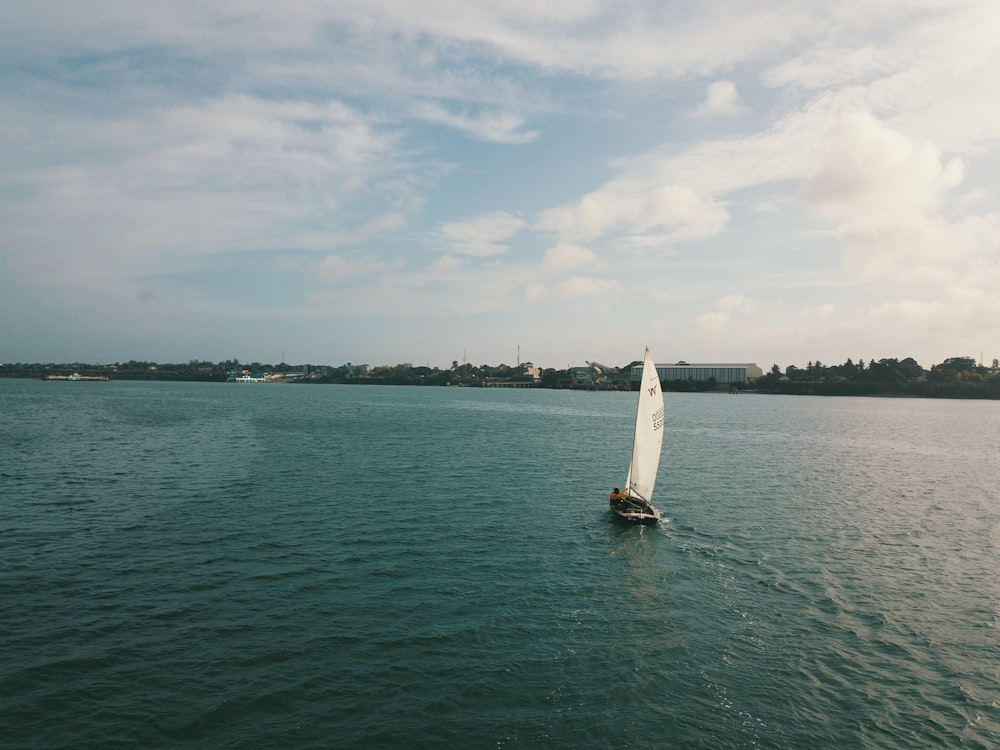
[610,499,660,525]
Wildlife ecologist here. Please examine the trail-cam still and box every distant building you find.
[632,361,764,385]
[564,364,628,389]
[567,366,598,385]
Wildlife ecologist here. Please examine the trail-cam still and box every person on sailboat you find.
[610,487,627,503]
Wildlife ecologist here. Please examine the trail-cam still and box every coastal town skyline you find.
[3,3,999,371]
[8,353,998,400]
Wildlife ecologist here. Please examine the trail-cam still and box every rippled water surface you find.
[2,380,998,748]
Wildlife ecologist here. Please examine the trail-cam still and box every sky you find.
[2,1,999,370]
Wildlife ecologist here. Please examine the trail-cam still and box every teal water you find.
[1,380,998,748]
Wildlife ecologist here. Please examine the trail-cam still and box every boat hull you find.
[610,499,660,525]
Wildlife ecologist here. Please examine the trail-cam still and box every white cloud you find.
[542,243,597,273]
[536,179,730,253]
[428,255,467,273]
[410,101,539,144]
[802,112,963,217]
[525,275,619,301]
[635,184,730,240]
[800,111,976,274]
[694,80,746,117]
[691,294,756,338]
[715,293,752,312]
[536,192,624,244]
[696,311,730,336]
[553,275,608,298]
[434,211,526,257]
[1,92,404,293]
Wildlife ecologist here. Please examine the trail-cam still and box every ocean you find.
[2,379,998,748]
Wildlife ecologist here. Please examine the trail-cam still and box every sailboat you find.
[610,348,665,525]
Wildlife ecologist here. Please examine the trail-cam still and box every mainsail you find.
[625,348,665,502]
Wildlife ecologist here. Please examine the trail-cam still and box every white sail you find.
[625,348,665,502]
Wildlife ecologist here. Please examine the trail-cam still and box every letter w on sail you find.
[647,385,659,397]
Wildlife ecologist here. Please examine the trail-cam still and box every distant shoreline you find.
[7,374,1000,400]
[4,355,999,399]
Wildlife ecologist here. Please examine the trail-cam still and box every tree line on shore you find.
[3,355,1000,398]
[755,356,1000,398]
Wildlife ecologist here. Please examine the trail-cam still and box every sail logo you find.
[647,385,659,397]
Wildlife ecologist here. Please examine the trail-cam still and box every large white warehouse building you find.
[631,361,764,385]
